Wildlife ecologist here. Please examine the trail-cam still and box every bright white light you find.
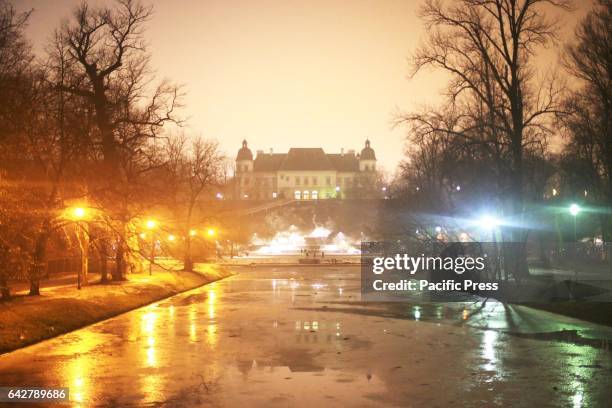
[435,226,442,233]
[456,185,461,191]
[569,203,581,216]
[479,215,499,230]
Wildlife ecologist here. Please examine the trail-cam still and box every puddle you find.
[506,330,612,352]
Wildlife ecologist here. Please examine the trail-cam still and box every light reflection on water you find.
[58,331,103,406]
[481,330,498,373]
[141,307,159,368]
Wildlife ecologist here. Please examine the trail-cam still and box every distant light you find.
[145,219,157,230]
[243,194,248,199]
[207,228,216,237]
[72,207,86,219]
[216,192,223,199]
[168,234,176,242]
[584,190,588,197]
[552,188,558,196]
[478,215,499,230]
[272,192,277,198]
[435,226,442,233]
[456,185,461,191]
[189,229,197,237]
[139,233,147,239]
[382,186,387,192]
[416,186,420,191]
[335,186,340,192]
[569,203,581,216]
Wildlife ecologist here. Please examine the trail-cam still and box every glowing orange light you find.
[145,219,157,230]
[189,229,197,237]
[207,228,216,237]
[168,234,176,242]
[72,207,87,219]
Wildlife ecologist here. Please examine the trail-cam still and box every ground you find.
[0,264,230,353]
[0,266,611,407]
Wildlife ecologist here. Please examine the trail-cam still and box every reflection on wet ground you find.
[0,266,611,407]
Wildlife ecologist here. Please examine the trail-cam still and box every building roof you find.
[253,153,287,172]
[279,148,335,171]
[236,140,253,161]
[243,142,375,173]
[327,154,360,172]
[360,139,376,160]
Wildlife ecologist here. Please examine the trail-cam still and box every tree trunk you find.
[184,235,193,271]
[99,238,109,283]
[78,223,89,287]
[113,238,126,281]
[29,231,49,296]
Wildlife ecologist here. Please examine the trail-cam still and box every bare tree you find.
[561,0,612,242]
[164,135,224,271]
[55,0,182,279]
[400,0,569,279]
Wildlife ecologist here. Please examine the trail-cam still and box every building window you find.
[326,176,331,185]
[243,165,248,172]
[338,178,343,186]
[272,192,277,198]
[303,190,310,200]
[304,177,309,186]
[312,190,318,200]
[312,177,317,185]
[296,176,300,186]
[345,177,351,186]
[294,190,301,200]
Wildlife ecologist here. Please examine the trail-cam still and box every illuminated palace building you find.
[234,140,378,200]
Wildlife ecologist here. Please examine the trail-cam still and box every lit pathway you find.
[0,266,611,406]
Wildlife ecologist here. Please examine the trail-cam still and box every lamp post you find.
[70,207,89,289]
[569,203,581,242]
[207,228,217,260]
[145,219,157,275]
[478,214,501,279]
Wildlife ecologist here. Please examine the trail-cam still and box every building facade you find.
[234,140,378,200]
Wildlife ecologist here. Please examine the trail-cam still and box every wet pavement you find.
[0,266,611,407]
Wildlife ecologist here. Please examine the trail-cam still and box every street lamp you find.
[477,215,500,242]
[569,203,581,241]
[72,207,86,219]
[569,203,581,217]
[207,228,216,237]
[478,215,499,231]
[145,219,157,275]
[68,206,89,289]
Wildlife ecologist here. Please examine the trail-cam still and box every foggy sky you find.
[17,0,591,173]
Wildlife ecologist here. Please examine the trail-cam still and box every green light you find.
[569,203,581,216]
